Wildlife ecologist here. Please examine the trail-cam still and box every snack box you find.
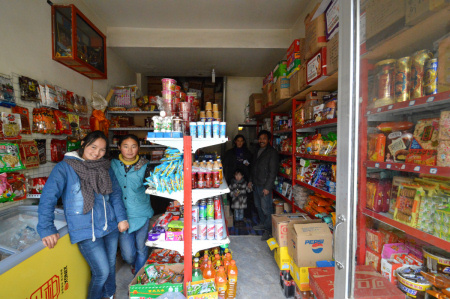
[187,278,218,299]
[381,258,403,285]
[129,263,184,298]
[306,48,328,85]
[308,266,404,298]
[165,230,183,241]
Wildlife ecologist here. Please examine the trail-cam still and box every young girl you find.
[229,169,251,223]
[111,134,154,274]
[38,131,128,299]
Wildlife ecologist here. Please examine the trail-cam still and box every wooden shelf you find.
[295,180,336,201]
[365,161,450,176]
[295,118,338,131]
[278,172,292,180]
[296,154,337,162]
[365,91,450,117]
[363,208,450,251]
[362,8,450,61]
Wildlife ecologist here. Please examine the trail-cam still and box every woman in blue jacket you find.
[111,134,154,274]
[37,131,129,299]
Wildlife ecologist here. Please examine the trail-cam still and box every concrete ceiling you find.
[76,0,310,77]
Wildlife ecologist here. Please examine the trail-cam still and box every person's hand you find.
[243,160,250,166]
[42,233,60,249]
[118,220,129,232]
[262,189,270,196]
[247,182,253,190]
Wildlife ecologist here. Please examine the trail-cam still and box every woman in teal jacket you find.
[111,134,154,274]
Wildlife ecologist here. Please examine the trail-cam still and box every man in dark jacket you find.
[248,130,279,241]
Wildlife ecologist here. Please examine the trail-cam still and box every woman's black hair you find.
[233,134,247,148]
[118,134,140,147]
[77,130,109,158]
[257,129,271,140]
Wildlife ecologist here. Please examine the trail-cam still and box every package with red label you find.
[394,183,424,228]
[36,139,47,164]
[403,253,423,266]
[32,108,57,134]
[438,110,450,140]
[366,178,391,212]
[405,149,437,165]
[365,248,382,272]
[366,228,384,253]
[381,243,409,260]
[7,173,27,201]
[367,133,386,162]
[379,228,399,244]
[407,118,440,164]
[12,106,31,135]
[389,176,414,214]
[1,112,22,140]
[50,139,67,162]
[53,110,71,135]
[17,139,39,169]
[381,258,403,285]
[385,131,413,162]
[31,177,47,194]
[306,47,328,85]
[437,140,450,166]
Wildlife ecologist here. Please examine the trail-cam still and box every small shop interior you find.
[0,1,450,299]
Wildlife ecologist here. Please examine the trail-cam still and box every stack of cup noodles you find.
[161,78,177,115]
[201,102,221,122]
[187,92,200,121]
[192,196,226,241]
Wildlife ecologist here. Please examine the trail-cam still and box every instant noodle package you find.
[1,113,22,140]
[11,106,31,135]
[0,143,25,172]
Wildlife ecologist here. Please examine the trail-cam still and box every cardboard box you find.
[326,32,339,75]
[287,39,301,58]
[267,238,291,271]
[299,65,307,91]
[365,0,405,48]
[203,87,215,103]
[274,202,284,215]
[306,48,328,85]
[223,204,231,217]
[308,266,405,299]
[263,83,275,107]
[287,59,302,75]
[288,52,302,68]
[272,213,312,247]
[287,221,332,267]
[186,278,218,299]
[290,258,312,292]
[437,34,450,93]
[273,60,288,82]
[129,263,184,298]
[274,76,290,102]
[304,4,327,60]
[325,0,339,40]
[406,0,449,25]
[249,93,263,117]
[381,258,403,285]
[289,70,301,96]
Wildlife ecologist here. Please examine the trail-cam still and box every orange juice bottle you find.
[226,260,238,298]
[213,254,222,265]
[200,253,209,270]
[217,158,223,183]
[223,253,232,272]
[214,260,222,273]
[202,260,216,279]
[216,266,228,299]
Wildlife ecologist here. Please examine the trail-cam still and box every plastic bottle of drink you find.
[200,253,209,271]
[222,253,232,273]
[217,158,223,183]
[223,248,232,260]
[216,266,228,299]
[214,260,222,273]
[226,260,238,298]
[202,260,216,279]
[213,254,222,267]
[192,262,203,282]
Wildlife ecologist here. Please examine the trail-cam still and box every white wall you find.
[225,77,263,148]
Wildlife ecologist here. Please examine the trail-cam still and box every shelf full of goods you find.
[129,246,239,299]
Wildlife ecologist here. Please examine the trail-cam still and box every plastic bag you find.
[92,92,108,110]
[19,76,39,102]
[54,110,71,135]
[0,75,15,105]
[55,86,68,111]
[1,113,22,140]
[0,173,15,203]
[12,106,31,135]
[0,143,25,172]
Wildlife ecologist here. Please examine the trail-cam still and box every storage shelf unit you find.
[357,6,450,265]
[295,118,338,131]
[273,190,311,216]
[147,138,228,153]
[296,154,337,163]
[109,127,153,131]
[145,237,230,256]
[295,180,336,201]
[277,172,291,180]
[145,181,230,206]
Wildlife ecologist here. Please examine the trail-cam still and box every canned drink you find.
[198,220,207,240]
[192,224,198,240]
[192,205,199,224]
[197,121,205,138]
[424,58,438,95]
[410,50,433,100]
[206,198,214,220]
[394,56,411,102]
[212,121,220,138]
[204,121,212,138]
[215,219,224,240]
[214,197,223,219]
[199,200,206,220]
[374,59,396,107]
[206,220,215,240]
[219,122,226,138]
[189,122,197,137]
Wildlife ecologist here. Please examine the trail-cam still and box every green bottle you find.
[192,262,203,282]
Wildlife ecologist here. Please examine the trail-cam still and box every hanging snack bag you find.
[67,113,80,127]
[0,173,15,203]
[0,143,25,172]
[51,139,67,162]
[17,140,39,169]
[36,139,47,164]
[12,106,31,135]
[7,173,26,201]
[53,110,72,135]
[79,116,91,139]
[73,94,82,113]
[31,177,48,194]
[19,76,40,102]
[1,113,22,140]
[45,84,58,108]
[55,86,68,111]
[41,108,58,134]
[66,91,75,112]
[0,75,15,105]
[79,96,88,114]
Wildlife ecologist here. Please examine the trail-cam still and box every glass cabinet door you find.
[335,0,450,297]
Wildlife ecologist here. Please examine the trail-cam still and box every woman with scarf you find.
[111,134,154,275]
[38,131,128,299]
[223,134,253,184]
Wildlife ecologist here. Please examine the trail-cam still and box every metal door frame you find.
[334,0,360,297]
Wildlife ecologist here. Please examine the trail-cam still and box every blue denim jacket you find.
[37,153,127,244]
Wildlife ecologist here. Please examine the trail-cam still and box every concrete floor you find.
[116,235,285,299]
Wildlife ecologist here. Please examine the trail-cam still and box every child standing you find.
[229,169,251,222]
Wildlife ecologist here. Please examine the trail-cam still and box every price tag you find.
[388,105,394,110]
[409,100,416,106]
[377,108,382,112]
[414,166,420,171]
[386,164,391,169]
[401,164,406,170]
[426,97,435,103]
[375,163,380,168]
[430,168,437,174]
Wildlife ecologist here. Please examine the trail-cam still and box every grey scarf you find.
[65,158,113,214]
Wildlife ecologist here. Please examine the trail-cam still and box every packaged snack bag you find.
[0,143,25,172]
[12,106,31,135]
[1,113,22,140]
